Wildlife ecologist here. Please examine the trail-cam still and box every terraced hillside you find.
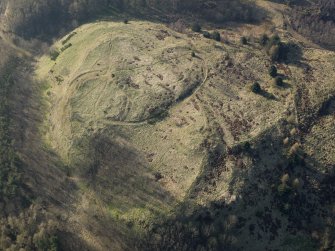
[37,20,299,202]
[34,7,335,249]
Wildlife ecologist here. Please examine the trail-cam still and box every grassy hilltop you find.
[35,10,335,250]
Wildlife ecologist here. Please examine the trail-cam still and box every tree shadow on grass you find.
[277,73,289,80]
[277,81,292,89]
[259,89,278,100]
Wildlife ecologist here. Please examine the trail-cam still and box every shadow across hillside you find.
[139,123,335,250]
[1,0,266,41]
[74,130,175,210]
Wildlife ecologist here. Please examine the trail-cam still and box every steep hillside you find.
[289,0,335,49]
[0,0,262,38]
[0,0,334,250]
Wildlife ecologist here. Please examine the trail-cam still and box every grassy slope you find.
[32,3,335,250]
